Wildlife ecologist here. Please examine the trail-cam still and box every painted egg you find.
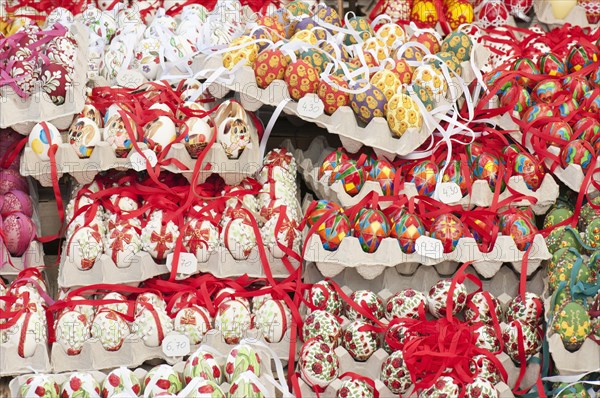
[306,200,342,228]
[181,116,215,158]
[473,152,502,192]
[427,279,467,318]
[532,79,560,103]
[430,213,465,253]
[380,351,411,394]
[350,83,387,124]
[383,322,413,353]
[440,31,472,62]
[221,216,257,260]
[412,64,447,99]
[439,158,468,195]
[505,293,543,326]
[284,60,319,101]
[55,310,90,355]
[573,117,600,142]
[299,337,339,388]
[502,319,542,364]
[502,213,538,251]
[407,160,438,196]
[183,218,219,263]
[1,190,32,218]
[546,225,582,253]
[553,301,591,352]
[567,45,594,72]
[9,58,37,97]
[183,349,223,385]
[319,150,350,180]
[352,209,390,253]
[19,375,59,398]
[223,36,258,70]
[345,290,384,321]
[62,296,96,324]
[60,373,100,398]
[445,0,474,30]
[387,92,423,137]
[329,160,366,196]
[228,374,264,398]
[316,211,350,251]
[538,53,566,76]
[5,310,46,358]
[419,376,460,397]
[369,70,400,102]
[579,196,600,230]
[470,355,502,385]
[431,51,462,76]
[97,292,129,320]
[342,320,380,361]
[215,299,252,344]
[549,257,591,293]
[66,226,103,270]
[582,90,600,113]
[512,152,545,190]
[553,383,591,398]
[544,121,572,145]
[253,49,288,89]
[386,288,427,319]
[299,48,330,74]
[411,0,439,28]
[133,307,173,347]
[214,100,254,159]
[135,292,166,315]
[105,223,141,268]
[590,66,600,88]
[475,324,501,351]
[174,306,212,345]
[368,159,396,195]
[563,76,591,102]
[225,344,261,383]
[376,23,406,48]
[543,207,574,229]
[307,280,344,316]
[464,378,498,398]
[499,84,532,115]
[315,5,342,30]
[336,379,375,398]
[302,309,342,346]
[557,98,579,118]
[343,16,373,45]
[144,365,183,397]
[466,142,484,166]
[255,299,291,343]
[68,117,101,158]
[561,139,594,172]
[91,310,129,351]
[143,113,177,154]
[141,218,179,262]
[131,37,161,80]
[179,378,226,398]
[29,122,62,161]
[464,291,504,324]
[103,111,135,157]
[0,169,29,194]
[390,210,426,254]
[512,58,539,87]
[585,217,600,250]
[317,76,350,116]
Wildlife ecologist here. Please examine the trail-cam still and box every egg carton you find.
[13,345,282,397]
[21,130,262,187]
[533,0,592,29]
[2,23,88,134]
[58,243,297,288]
[191,54,446,159]
[1,177,46,278]
[51,326,293,373]
[0,341,51,377]
[292,136,559,215]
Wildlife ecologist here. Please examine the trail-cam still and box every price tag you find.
[166,252,197,275]
[415,236,444,260]
[297,96,324,119]
[116,70,145,89]
[437,182,462,204]
[162,334,190,357]
[130,149,158,172]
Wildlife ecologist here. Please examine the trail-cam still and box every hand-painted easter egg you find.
[174,305,212,345]
[464,291,504,325]
[91,310,129,351]
[440,31,472,62]
[316,211,350,251]
[307,200,343,227]
[505,293,543,326]
[1,190,33,218]
[303,309,342,346]
[225,344,261,382]
[544,121,572,144]
[389,209,426,253]
[380,351,411,394]
[255,299,291,343]
[385,59,414,85]
[502,319,542,364]
[284,60,319,101]
[223,36,258,69]
[319,149,350,180]
[563,75,591,102]
[329,160,366,196]
[103,111,135,157]
[345,290,384,321]
[368,159,396,195]
[473,152,502,192]
[68,117,101,158]
[376,23,406,49]
[55,310,90,355]
[19,375,59,398]
[317,76,350,115]
[352,209,390,253]
[350,83,387,124]
[475,324,501,351]
[543,207,574,228]
[370,69,401,102]
[430,214,465,252]
[343,16,374,45]
[419,376,460,397]
[464,378,498,398]
[439,158,468,195]
[538,53,566,76]
[412,64,448,99]
[144,365,183,397]
[183,348,223,385]
[532,79,561,103]
[427,279,467,317]
[411,0,439,28]
[512,58,539,87]
[60,373,101,398]
[573,117,600,142]
[512,152,545,190]
[307,280,344,316]
[29,122,62,161]
[386,288,427,319]
[141,218,179,262]
[336,379,375,398]
[102,367,142,398]
[133,307,173,347]
[299,338,339,388]
[387,92,423,137]
[342,320,380,361]
[470,354,502,385]
[407,160,438,196]
[546,225,582,253]
[561,139,595,172]
[214,299,252,345]
[445,0,474,30]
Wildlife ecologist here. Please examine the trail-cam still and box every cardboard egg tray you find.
[58,243,297,288]
[13,344,286,397]
[51,327,294,373]
[21,130,262,187]
[292,136,559,215]
[533,0,592,29]
[0,342,51,377]
[1,177,46,278]
[190,54,452,160]
[2,23,88,134]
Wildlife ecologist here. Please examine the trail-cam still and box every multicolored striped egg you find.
[329,160,365,196]
[532,79,560,103]
[319,149,350,180]
[512,58,538,87]
[538,53,566,77]
[560,139,595,172]
[512,152,545,190]
[543,121,572,144]
[306,200,343,227]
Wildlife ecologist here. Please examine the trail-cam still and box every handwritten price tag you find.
[166,252,197,275]
[162,334,190,357]
[297,96,324,119]
[415,236,444,260]
[130,149,158,172]
[437,182,462,204]
[116,70,145,89]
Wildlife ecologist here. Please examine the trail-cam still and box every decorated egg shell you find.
[464,378,498,398]
[557,98,580,118]
[585,217,600,250]
[566,45,594,72]
[430,51,462,76]
[465,291,504,324]
[66,226,103,270]
[499,84,532,115]
[475,324,501,351]
[180,378,225,398]
[387,92,423,138]
[352,209,390,253]
[316,211,350,251]
[299,48,330,74]
[419,376,460,397]
[345,290,384,321]
[553,301,591,352]
[141,218,179,262]
[546,224,583,253]
[133,306,173,347]
[386,288,427,319]
[412,64,448,99]
[55,310,90,355]
[368,159,396,195]
[370,69,401,102]
[383,321,414,353]
[376,23,406,48]
[60,373,101,398]
[590,66,600,89]
[561,139,595,172]
[215,299,252,344]
[440,31,472,62]
[223,36,258,70]
[319,149,350,180]
[255,299,291,343]
[502,319,542,363]
[221,216,257,260]
[445,0,474,30]
[543,206,574,229]
[549,257,591,293]
[68,117,101,158]
[329,160,365,196]
[563,76,591,103]
[544,121,572,144]
[144,364,183,397]
[284,59,319,101]
[135,292,166,316]
[538,53,566,76]
[573,117,600,142]
[582,90,600,113]
[215,287,251,308]
[174,306,212,345]
[407,159,438,196]
[1,190,32,219]
[411,0,439,28]
[430,213,465,253]
[29,122,62,161]
[343,16,373,46]
[470,354,502,385]
[427,279,467,318]
[505,293,543,326]
[91,310,129,351]
[143,112,177,154]
[532,79,561,103]
[183,349,223,385]
[439,158,468,195]
[213,104,254,160]
[180,116,215,158]
[389,210,426,254]
[314,5,341,29]
[307,280,344,316]
[303,309,342,346]
[473,152,502,192]
[380,350,411,394]
[105,224,142,268]
[350,83,387,124]
[253,49,288,89]
[385,59,413,85]
[225,343,261,384]
[579,196,600,230]
[4,309,46,358]
[103,111,135,157]
[512,152,545,190]
[98,291,129,316]
[317,76,351,116]
[336,378,375,398]
[342,320,380,361]
[19,375,60,398]
[553,382,591,398]
[512,58,539,87]
[299,338,340,388]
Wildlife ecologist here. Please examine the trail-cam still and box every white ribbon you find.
[176,377,217,398]
[238,338,292,397]
[543,370,600,398]
[261,98,292,161]
[143,365,172,398]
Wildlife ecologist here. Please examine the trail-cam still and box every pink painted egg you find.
[2,212,35,256]
[2,190,33,217]
[0,169,29,194]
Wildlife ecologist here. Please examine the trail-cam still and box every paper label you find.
[166,252,197,275]
[415,236,444,259]
[116,70,145,89]
[162,334,190,357]
[297,96,324,119]
[130,149,158,171]
[437,182,462,204]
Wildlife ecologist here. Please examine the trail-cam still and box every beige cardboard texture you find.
[3,23,89,133]
[0,342,51,377]
[533,0,591,29]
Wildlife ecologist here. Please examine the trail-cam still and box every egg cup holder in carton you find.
[58,245,295,288]
[293,136,559,214]
[532,0,592,29]
[1,178,46,278]
[21,131,262,187]
[2,23,89,134]
[0,341,51,377]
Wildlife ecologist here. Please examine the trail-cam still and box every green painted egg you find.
[579,196,600,231]
[440,31,472,62]
[554,382,591,398]
[545,226,582,254]
[553,301,591,352]
[587,250,600,284]
[549,261,591,293]
[585,217,600,251]
[548,248,580,277]
[543,207,574,229]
